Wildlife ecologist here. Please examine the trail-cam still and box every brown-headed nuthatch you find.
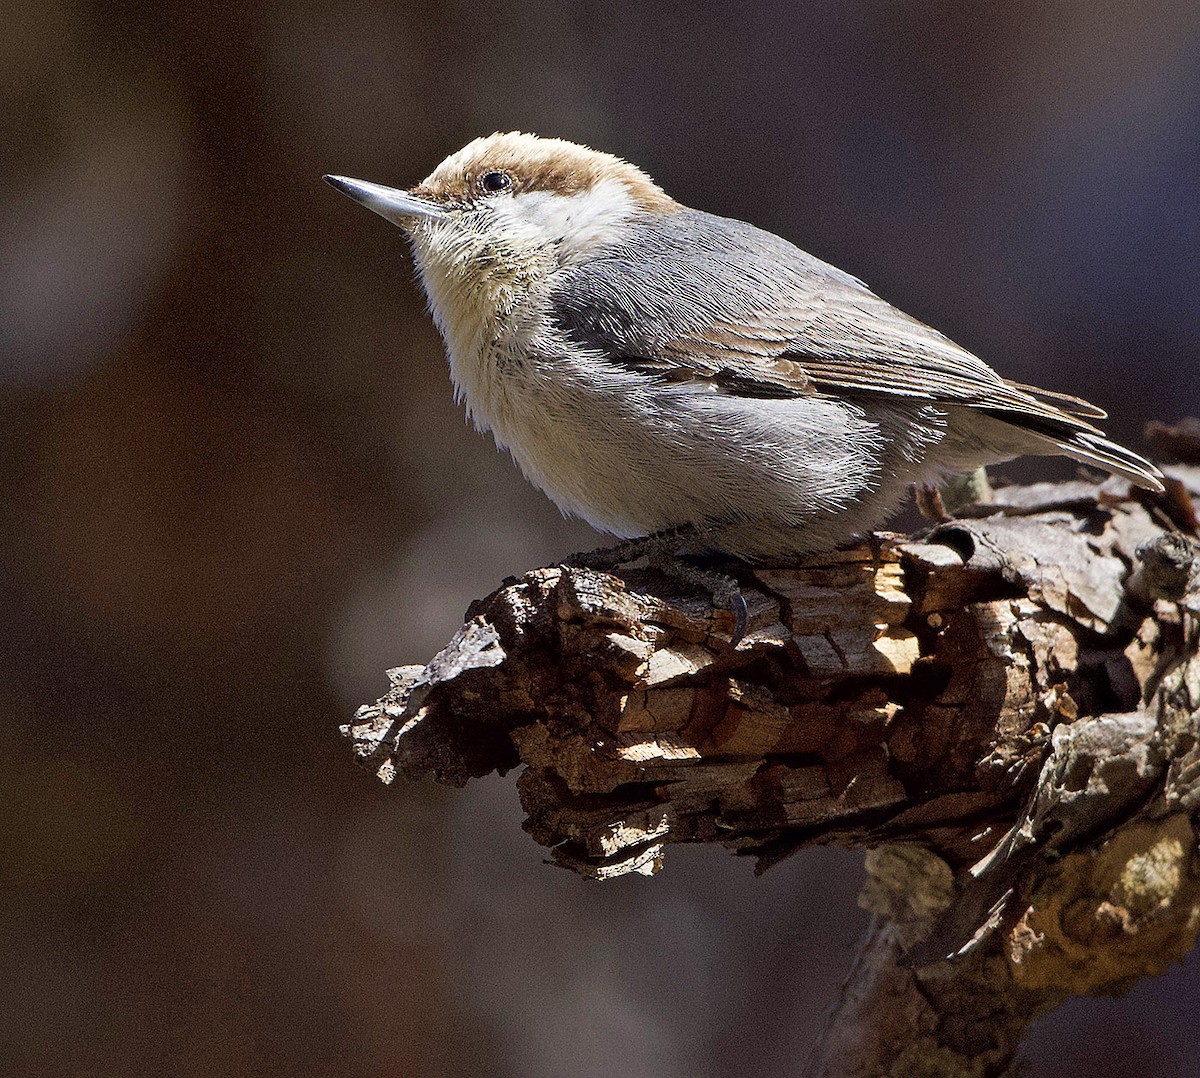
[325,133,1163,570]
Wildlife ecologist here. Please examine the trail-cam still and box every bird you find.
[324,132,1163,608]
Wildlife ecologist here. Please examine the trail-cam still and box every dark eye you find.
[480,170,512,194]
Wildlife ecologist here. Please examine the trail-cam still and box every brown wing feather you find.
[658,287,1108,436]
[1005,381,1108,420]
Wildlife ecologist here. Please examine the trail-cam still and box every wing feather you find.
[550,209,1109,438]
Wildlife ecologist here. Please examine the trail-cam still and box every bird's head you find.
[325,133,677,338]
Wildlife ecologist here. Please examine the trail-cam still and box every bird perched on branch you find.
[326,133,1163,633]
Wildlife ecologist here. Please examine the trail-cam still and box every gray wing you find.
[548,208,1107,428]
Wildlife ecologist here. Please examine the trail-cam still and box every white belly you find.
[453,335,890,552]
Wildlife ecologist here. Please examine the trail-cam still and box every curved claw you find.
[702,569,749,648]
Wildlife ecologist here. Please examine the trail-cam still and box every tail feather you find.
[980,387,1165,494]
[1056,431,1165,493]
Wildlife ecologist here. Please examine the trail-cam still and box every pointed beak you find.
[323,175,445,226]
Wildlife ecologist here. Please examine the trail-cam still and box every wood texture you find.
[344,465,1200,1076]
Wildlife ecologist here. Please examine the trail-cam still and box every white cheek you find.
[506,181,635,266]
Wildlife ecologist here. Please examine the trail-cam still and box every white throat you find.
[407,179,638,431]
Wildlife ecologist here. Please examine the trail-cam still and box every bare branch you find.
[343,466,1200,1076]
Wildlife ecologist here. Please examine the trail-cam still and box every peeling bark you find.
[343,465,1200,1076]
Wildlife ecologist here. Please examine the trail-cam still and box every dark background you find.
[4,2,1199,1075]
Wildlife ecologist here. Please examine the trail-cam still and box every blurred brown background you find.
[4,2,1199,1075]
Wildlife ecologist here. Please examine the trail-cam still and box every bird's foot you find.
[560,528,750,647]
[915,467,994,523]
[561,526,700,570]
[650,555,750,647]
[914,483,951,524]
